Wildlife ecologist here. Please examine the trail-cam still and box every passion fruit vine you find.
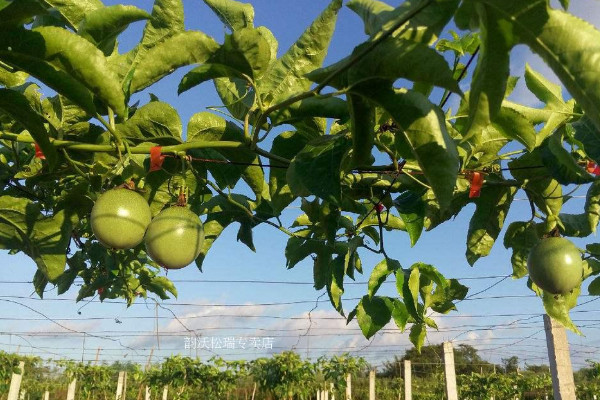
[90,188,152,249]
[527,237,584,294]
[144,206,204,269]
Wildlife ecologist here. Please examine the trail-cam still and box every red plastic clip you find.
[149,146,165,172]
[374,203,385,213]
[34,143,45,160]
[587,161,600,176]
[468,171,484,198]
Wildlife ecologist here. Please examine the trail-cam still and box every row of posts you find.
[4,316,578,400]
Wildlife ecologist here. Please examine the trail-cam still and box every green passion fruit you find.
[90,188,152,249]
[144,206,204,269]
[527,237,583,294]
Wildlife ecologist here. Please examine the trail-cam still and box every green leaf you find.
[130,31,219,93]
[394,190,425,247]
[349,0,458,44]
[0,89,58,169]
[187,111,265,200]
[329,254,345,314]
[589,277,600,295]
[524,64,565,109]
[308,38,461,95]
[409,323,427,351]
[287,135,350,205]
[403,267,420,321]
[355,295,394,339]
[270,97,349,128]
[471,0,600,134]
[542,288,581,334]
[503,221,540,278]
[0,27,127,116]
[462,4,512,141]
[203,0,254,31]
[39,0,103,29]
[145,276,178,300]
[139,0,184,50]
[348,94,375,167]
[236,220,255,251]
[78,5,150,55]
[258,0,342,106]
[573,116,600,164]
[346,0,393,36]
[269,131,308,214]
[117,101,182,144]
[284,236,329,270]
[195,213,233,270]
[368,258,400,298]
[509,150,563,217]
[0,0,47,27]
[586,181,600,233]
[33,269,49,298]
[558,213,593,238]
[178,27,272,95]
[353,86,459,211]
[0,196,74,280]
[540,130,594,185]
[466,185,516,265]
[492,107,537,152]
[0,66,28,88]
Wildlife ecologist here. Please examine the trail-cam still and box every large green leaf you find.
[0,0,47,26]
[269,97,349,128]
[78,5,150,55]
[492,108,537,152]
[203,0,254,31]
[503,221,540,278]
[367,258,401,298]
[394,190,426,247]
[347,94,375,167]
[116,101,182,144]
[0,66,28,88]
[258,0,342,106]
[466,185,516,265]
[140,0,184,50]
[130,31,219,93]
[462,4,512,142]
[346,0,393,36]
[39,0,103,29]
[0,27,125,116]
[542,288,581,334]
[287,135,351,205]
[308,38,461,95]
[586,181,600,234]
[348,0,459,44]
[355,295,394,339]
[187,112,265,200]
[573,116,600,164]
[353,85,459,211]
[0,89,58,169]
[0,196,74,280]
[178,27,272,94]
[269,131,309,214]
[540,130,594,185]
[470,0,600,134]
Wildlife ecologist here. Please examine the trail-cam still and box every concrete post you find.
[18,390,26,400]
[7,362,24,400]
[161,386,168,400]
[544,315,576,400]
[66,379,76,400]
[115,372,125,400]
[443,342,458,400]
[369,370,376,400]
[345,373,351,400]
[43,391,49,400]
[404,360,412,400]
[145,387,151,400]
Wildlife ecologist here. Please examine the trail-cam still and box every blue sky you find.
[1,0,600,371]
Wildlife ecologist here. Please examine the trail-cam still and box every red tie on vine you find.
[34,143,45,160]
[586,161,600,176]
[150,146,165,172]
[468,171,484,198]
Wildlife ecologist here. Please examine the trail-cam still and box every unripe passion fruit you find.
[91,188,152,249]
[144,206,204,269]
[527,237,583,294]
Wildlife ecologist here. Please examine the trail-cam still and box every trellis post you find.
[544,315,576,400]
[443,342,458,400]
